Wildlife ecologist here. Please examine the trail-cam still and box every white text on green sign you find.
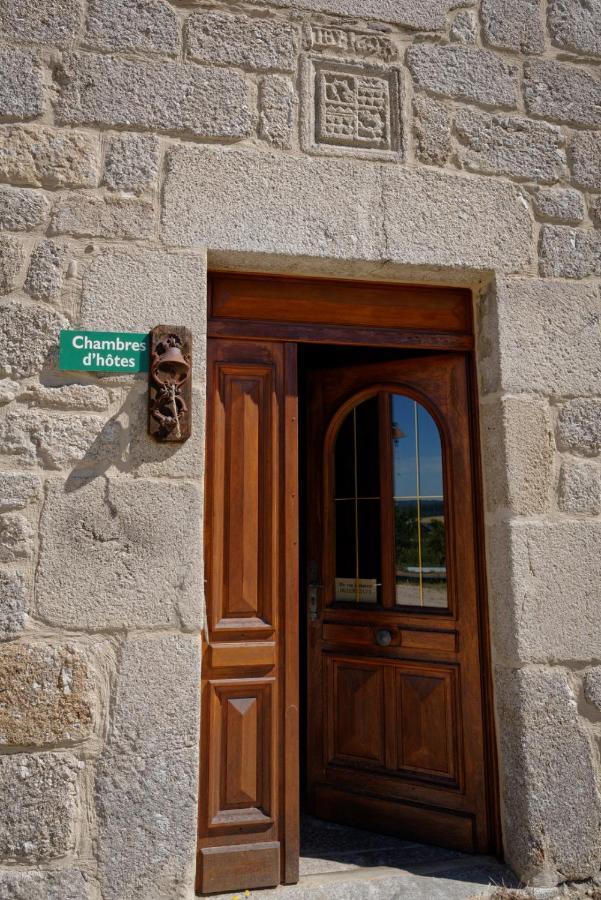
[59,330,150,373]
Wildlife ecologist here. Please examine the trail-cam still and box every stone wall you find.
[0,0,599,897]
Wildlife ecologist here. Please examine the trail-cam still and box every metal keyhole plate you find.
[375,628,392,647]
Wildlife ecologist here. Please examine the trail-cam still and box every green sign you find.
[59,330,150,373]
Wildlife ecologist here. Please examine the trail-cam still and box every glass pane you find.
[334,411,355,499]
[333,397,381,605]
[392,395,417,498]
[334,396,380,500]
[394,500,421,606]
[391,396,447,609]
[355,397,380,497]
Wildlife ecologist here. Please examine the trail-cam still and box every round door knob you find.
[375,628,392,647]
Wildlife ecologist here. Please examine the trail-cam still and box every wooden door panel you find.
[207,678,274,831]
[328,658,385,767]
[313,785,476,853]
[211,360,277,632]
[396,665,457,782]
[200,843,281,896]
[198,338,299,893]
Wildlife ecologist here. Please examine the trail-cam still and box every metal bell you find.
[152,343,190,385]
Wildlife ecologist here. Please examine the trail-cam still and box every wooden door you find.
[306,354,490,853]
[197,338,299,894]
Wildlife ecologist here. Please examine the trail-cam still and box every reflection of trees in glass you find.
[394,501,446,571]
[395,505,419,569]
[423,520,445,566]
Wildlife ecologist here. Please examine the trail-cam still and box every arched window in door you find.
[333,392,448,610]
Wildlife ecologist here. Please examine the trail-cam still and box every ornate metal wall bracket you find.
[148,325,192,442]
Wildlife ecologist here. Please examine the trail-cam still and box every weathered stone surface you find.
[449,10,477,43]
[524,60,601,127]
[407,45,518,109]
[96,748,198,900]
[480,398,553,515]
[488,519,601,662]
[22,383,111,412]
[162,146,381,257]
[0,299,66,379]
[124,383,204,478]
[0,752,80,861]
[591,196,601,228]
[455,109,566,183]
[0,378,19,404]
[531,188,585,224]
[0,186,49,231]
[584,667,601,710]
[55,53,252,140]
[0,235,25,294]
[557,400,601,454]
[103,132,159,195]
[259,76,296,149]
[558,461,601,514]
[162,147,533,274]
[382,167,533,273]
[37,478,203,630]
[0,570,27,641]
[0,409,120,469]
[0,126,99,188]
[0,0,82,48]
[50,194,154,240]
[186,11,299,72]
[0,641,96,745]
[81,249,206,367]
[0,49,44,122]
[570,131,601,191]
[413,96,452,166]
[0,514,34,562]
[109,635,199,755]
[481,0,545,54]
[246,0,472,31]
[0,473,42,511]
[0,869,91,900]
[549,0,601,58]
[24,239,68,303]
[539,225,601,279]
[495,667,601,882]
[480,278,601,395]
[85,0,179,56]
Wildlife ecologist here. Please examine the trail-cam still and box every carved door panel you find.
[306,354,491,853]
[197,338,298,895]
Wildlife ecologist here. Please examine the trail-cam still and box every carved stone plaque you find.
[302,58,402,160]
[304,25,397,62]
[318,70,390,149]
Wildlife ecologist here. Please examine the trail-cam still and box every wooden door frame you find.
[200,271,502,892]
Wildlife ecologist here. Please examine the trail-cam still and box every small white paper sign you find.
[335,577,378,603]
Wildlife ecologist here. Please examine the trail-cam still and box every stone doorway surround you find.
[0,1,601,898]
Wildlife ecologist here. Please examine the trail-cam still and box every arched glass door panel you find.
[332,391,447,610]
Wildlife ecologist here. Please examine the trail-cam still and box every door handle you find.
[308,584,323,622]
[375,628,393,647]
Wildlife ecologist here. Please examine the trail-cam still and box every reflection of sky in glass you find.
[392,395,443,498]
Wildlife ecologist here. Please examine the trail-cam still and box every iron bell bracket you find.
[148,325,192,443]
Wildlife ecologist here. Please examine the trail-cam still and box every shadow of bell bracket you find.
[148,325,192,443]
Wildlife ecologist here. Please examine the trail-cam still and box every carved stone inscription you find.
[306,25,397,62]
[317,69,391,149]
